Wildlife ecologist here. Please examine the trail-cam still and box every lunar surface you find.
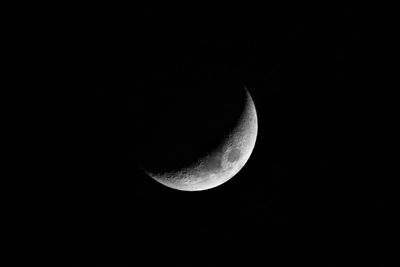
[144,87,258,191]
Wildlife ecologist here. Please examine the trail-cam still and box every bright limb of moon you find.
[146,88,258,191]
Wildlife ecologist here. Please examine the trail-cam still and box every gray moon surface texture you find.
[145,88,258,191]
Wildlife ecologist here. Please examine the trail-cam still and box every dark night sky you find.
[5,4,382,266]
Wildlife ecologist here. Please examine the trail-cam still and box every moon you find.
[143,87,258,191]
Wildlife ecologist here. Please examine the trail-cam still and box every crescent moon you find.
[145,88,258,191]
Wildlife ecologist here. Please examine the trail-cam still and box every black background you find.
[5,4,382,266]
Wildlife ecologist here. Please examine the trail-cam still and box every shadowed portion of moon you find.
[139,83,258,191]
